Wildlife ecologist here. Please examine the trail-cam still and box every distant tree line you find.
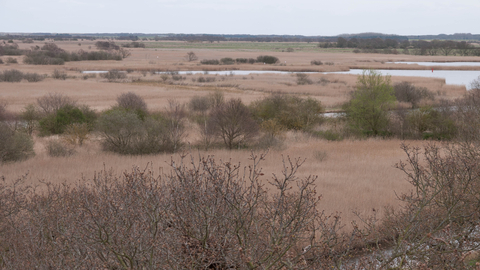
[323,37,480,56]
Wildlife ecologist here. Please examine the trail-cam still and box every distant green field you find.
[145,41,354,53]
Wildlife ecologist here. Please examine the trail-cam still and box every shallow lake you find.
[158,70,300,75]
[324,69,480,90]
[85,67,480,89]
[388,61,480,67]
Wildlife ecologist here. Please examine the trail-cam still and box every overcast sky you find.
[1,0,479,36]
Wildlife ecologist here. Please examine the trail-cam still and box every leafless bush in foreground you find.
[0,153,359,269]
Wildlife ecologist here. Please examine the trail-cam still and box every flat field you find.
[0,39,475,225]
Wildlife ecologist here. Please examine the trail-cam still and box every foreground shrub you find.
[0,123,35,163]
[358,142,480,268]
[0,153,353,268]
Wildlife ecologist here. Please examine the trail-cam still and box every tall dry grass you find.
[1,133,419,227]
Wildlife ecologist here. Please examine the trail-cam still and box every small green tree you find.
[343,70,396,136]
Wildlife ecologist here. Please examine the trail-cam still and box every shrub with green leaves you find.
[39,105,88,135]
[343,70,396,136]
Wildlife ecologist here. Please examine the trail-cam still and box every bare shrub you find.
[0,69,23,82]
[394,81,434,108]
[311,60,323,65]
[100,69,127,82]
[160,74,169,82]
[0,153,353,269]
[208,98,259,149]
[116,92,147,113]
[37,93,76,115]
[453,86,480,142]
[6,57,18,64]
[23,72,44,82]
[20,104,40,135]
[52,69,67,80]
[0,123,35,163]
[63,123,89,146]
[188,95,211,113]
[171,74,184,81]
[296,73,313,85]
[184,51,198,62]
[208,90,224,108]
[45,139,75,157]
[164,99,187,152]
[359,142,480,268]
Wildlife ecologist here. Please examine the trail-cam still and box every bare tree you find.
[165,99,186,152]
[208,98,258,149]
[116,92,147,112]
[184,51,198,62]
[36,93,76,115]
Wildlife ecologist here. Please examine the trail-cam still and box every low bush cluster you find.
[256,55,279,64]
[100,70,127,81]
[23,43,124,65]
[121,41,146,48]
[0,69,44,82]
[0,43,25,56]
[200,59,220,65]
[201,55,278,65]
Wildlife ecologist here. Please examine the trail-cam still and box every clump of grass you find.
[314,150,328,161]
